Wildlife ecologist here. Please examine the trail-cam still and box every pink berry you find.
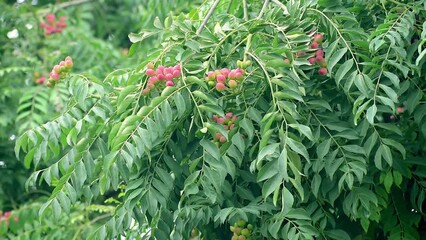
[50,72,59,80]
[316,49,324,57]
[217,117,225,124]
[226,112,233,118]
[213,115,218,122]
[216,82,226,91]
[165,73,173,81]
[283,58,290,63]
[308,58,316,65]
[65,59,73,68]
[207,71,215,80]
[231,116,237,122]
[219,136,226,143]
[310,42,319,49]
[220,68,230,77]
[397,107,404,113]
[172,70,180,78]
[235,72,243,80]
[215,132,222,140]
[147,83,155,89]
[296,52,306,57]
[173,65,181,71]
[36,77,46,84]
[146,69,155,76]
[313,33,323,43]
[166,80,174,86]
[56,22,67,28]
[46,14,55,23]
[60,16,66,22]
[216,75,226,83]
[148,76,159,84]
[157,74,165,80]
[59,61,65,66]
[157,65,165,73]
[318,67,327,75]
[229,124,235,130]
[164,67,173,75]
[228,70,236,79]
[53,65,60,72]
[316,55,324,62]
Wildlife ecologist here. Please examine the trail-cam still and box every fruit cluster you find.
[212,112,237,144]
[308,33,328,75]
[48,56,74,86]
[205,68,244,92]
[142,63,181,95]
[0,211,18,225]
[236,60,251,69]
[230,220,254,240]
[40,14,67,35]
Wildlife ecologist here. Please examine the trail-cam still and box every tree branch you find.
[257,0,270,19]
[196,0,221,35]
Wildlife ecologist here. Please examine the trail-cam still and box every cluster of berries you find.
[230,220,254,240]
[212,112,237,144]
[40,14,67,35]
[205,68,244,92]
[0,211,18,226]
[142,63,181,95]
[308,33,328,75]
[48,56,73,86]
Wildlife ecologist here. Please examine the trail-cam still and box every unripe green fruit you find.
[247,224,254,230]
[241,228,250,236]
[237,220,246,227]
[191,229,199,237]
[208,80,216,87]
[228,79,238,89]
[234,227,241,235]
[230,226,235,232]
[237,60,243,69]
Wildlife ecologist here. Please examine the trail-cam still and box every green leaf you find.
[288,124,314,141]
[327,48,347,73]
[366,104,377,124]
[335,59,353,85]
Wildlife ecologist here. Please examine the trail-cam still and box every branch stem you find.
[196,0,221,35]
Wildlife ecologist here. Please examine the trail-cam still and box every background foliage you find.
[2,0,426,239]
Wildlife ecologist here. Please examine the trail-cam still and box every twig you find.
[226,0,233,13]
[257,0,270,19]
[243,0,248,21]
[196,0,221,35]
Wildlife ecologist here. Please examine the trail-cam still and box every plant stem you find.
[243,0,248,21]
[196,0,221,35]
[258,0,270,19]
[243,34,252,62]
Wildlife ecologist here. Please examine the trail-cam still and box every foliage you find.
[10,0,426,239]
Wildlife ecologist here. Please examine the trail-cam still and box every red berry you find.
[217,117,225,124]
[216,74,226,83]
[219,136,226,143]
[36,77,46,84]
[226,112,233,118]
[308,58,316,65]
[157,65,165,73]
[220,68,230,77]
[283,58,290,63]
[166,80,174,86]
[313,33,323,43]
[172,70,180,78]
[316,55,324,62]
[316,49,324,57]
[148,76,159,84]
[157,74,165,80]
[216,82,226,91]
[228,79,238,89]
[56,22,67,28]
[50,72,59,80]
[310,42,319,49]
[318,67,327,75]
[215,132,222,140]
[173,65,181,71]
[146,69,155,76]
[165,73,173,81]
[46,14,55,23]
[397,107,404,113]
[231,116,237,122]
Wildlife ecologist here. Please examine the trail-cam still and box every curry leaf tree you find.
[16,0,426,239]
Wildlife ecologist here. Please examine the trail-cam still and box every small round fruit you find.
[165,73,173,81]
[237,60,243,68]
[230,225,235,232]
[166,80,174,86]
[316,54,324,62]
[397,107,404,113]
[313,33,323,43]
[296,52,306,57]
[146,69,155,76]
[216,74,226,83]
[142,88,150,96]
[147,62,155,69]
[191,229,199,237]
[247,224,254,230]
[283,58,290,63]
[243,60,252,68]
[310,42,319,49]
[228,79,238,89]
[219,136,226,143]
[234,227,241,235]
[237,220,246,227]
[238,235,246,240]
[318,67,328,75]
[216,82,226,91]
[172,70,180,78]
[308,58,316,65]
[208,80,216,87]
[217,117,225,124]
[241,228,250,236]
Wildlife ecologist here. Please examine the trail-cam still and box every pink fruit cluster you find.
[212,112,238,144]
[308,33,328,75]
[205,68,244,91]
[0,211,18,226]
[40,14,67,35]
[142,63,181,95]
[48,56,73,86]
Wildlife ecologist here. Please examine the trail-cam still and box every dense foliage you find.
[2,0,426,239]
